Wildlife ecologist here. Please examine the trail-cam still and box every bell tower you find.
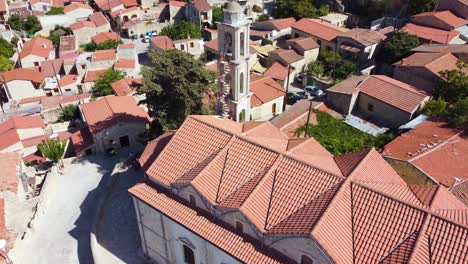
[217,1,251,122]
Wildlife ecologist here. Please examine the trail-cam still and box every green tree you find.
[275,0,316,19]
[447,98,468,129]
[38,138,67,170]
[0,38,14,58]
[435,60,468,104]
[0,56,14,71]
[422,98,448,117]
[212,6,224,23]
[92,69,124,97]
[139,50,216,135]
[307,60,324,78]
[24,15,41,35]
[256,14,269,22]
[160,21,202,40]
[46,7,64,15]
[379,31,420,63]
[408,0,435,15]
[58,105,80,122]
[334,60,356,80]
[83,39,123,51]
[8,14,24,31]
[318,49,342,72]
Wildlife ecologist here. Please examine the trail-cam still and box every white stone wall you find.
[73,27,97,46]
[67,9,93,21]
[250,96,284,121]
[21,54,47,68]
[0,142,23,153]
[17,128,44,140]
[96,24,111,34]
[4,80,45,102]
[92,122,147,153]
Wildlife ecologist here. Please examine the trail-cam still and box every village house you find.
[383,119,467,188]
[263,61,295,89]
[0,68,46,103]
[409,10,468,42]
[19,37,54,68]
[131,114,467,264]
[89,12,111,33]
[393,52,464,93]
[0,115,45,153]
[168,0,186,23]
[401,23,465,44]
[291,18,349,51]
[436,0,468,19]
[185,0,212,27]
[285,37,320,65]
[411,43,468,58]
[78,96,150,153]
[268,48,306,73]
[59,35,77,56]
[150,35,175,51]
[39,93,90,123]
[0,0,9,23]
[249,75,286,120]
[326,75,429,128]
[58,74,81,95]
[173,38,204,58]
[319,13,348,27]
[91,32,121,45]
[94,0,125,12]
[251,17,296,44]
[63,2,93,21]
[82,69,106,92]
[29,0,63,14]
[111,77,141,97]
[115,59,139,77]
[71,21,97,45]
[89,49,116,70]
[116,43,136,60]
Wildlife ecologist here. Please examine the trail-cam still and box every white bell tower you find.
[217,1,251,122]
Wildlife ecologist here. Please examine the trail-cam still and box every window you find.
[301,255,313,264]
[235,221,243,233]
[181,44,185,51]
[295,33,299,38]
[316,39,321,46]
[367,103,374,112]
[239,72,244,93]
[190,42,194,48]
[225,33,232,54]
[240,32,245,56]
[183,245,195,264]
[189,195,196,206]
[272,103,277,114]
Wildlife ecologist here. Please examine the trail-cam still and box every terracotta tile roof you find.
[139,131,175,171]
[92,49,116,61]
[111,77,141,96]
[117,43,135,49]
[203,38,218,52]
[59,35,76,54]
[286,37,320,51]
[110,6,138,18]
[401,23,460,44]
[0,68,45,83]
[70,126,94,153]
[83,69,107,83]
[150,36,175,50]
[191,0,210,12]
[292,18,348,41]
[356,75,428,113]
[120,0,138,7]
[91,32,120,45]
[0,199,16,260]
[71,20,96,30]
[264,61,290,81]
[411,43,468,54]
[64,2,92,13]
[250,75,285,108]
[337,28,387,46]
[79,96,150,133]
[412,10,467,28]
[394,52,463,76]
[334,149,371,177]
[169,0,186,7]
[270,48,303,65]
[19,37,52,60]
[0,115,44,150]
[58,74,79,87]
[129,183,290,263]
[0,152,21,193]
[40,93,90,109]
[94,0,123,10]
[327,74,367,94]
[39,59,64,77]
[451,180,468,206]
[89,12,109,27]
[255,17,296,31]
[0,0,6,12]
[114,59,135,69]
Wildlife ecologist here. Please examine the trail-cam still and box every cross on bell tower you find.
[216,0,251,122]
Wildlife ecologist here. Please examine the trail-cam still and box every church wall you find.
[250,96,284,120]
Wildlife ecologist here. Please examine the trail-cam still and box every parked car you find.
[287,91,305,104]
[304,86,325,97]
[143,35,150,43]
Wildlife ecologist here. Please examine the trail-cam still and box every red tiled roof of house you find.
[40,93,90,109]
[191,0,210,12]
[337,28,387,46]
[0,198,17,260]
[64,2,92,13]
[92,49,116,61]
[203,38,218,52]
[264,61,291,81]
[356,75,428,113]
[135,115,467,263]
[79,96,150,133]
[89,12,109,27]
[292,18,348,41]
[59,35,76,54]
[117,43,135,49]
[94,0,123,11]
[0,68,45,83]
[83,69,107,83]
[451,180,468,206]
[120,0,138,7]
[58,74,79,87]
[139,131,175,171]
[250,75,285,107]
[111,77,141,96]
[19,37,52,60]
[269,17,297,31]
[91,32,120,45]
[394,52,463,76]
[71,20,96,30]
[169,0,186,7]
[150,36,175,50]
[270,48,303,65]
[110,6,138,18]
[39,59,64,78]
[327,75,367,94]
[286,37,320,51]
[413,10,467,28]
[114,59,135,69]
[411,43,468,54]
[70,126,94,153]
[0,115,44,150]
[0,152,21,193]
[0,0,6,12]
[401,23,460,44]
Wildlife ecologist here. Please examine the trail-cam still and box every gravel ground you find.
[10,155,118,264]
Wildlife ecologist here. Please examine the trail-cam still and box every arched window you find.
[301,255,313,264]
[225,33,233,54]
[239,72,244,93]
[183,245,195,264]
[240,32,245,56]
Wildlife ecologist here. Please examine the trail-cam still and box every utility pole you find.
[283,64,291,112]
[303,99,313,138]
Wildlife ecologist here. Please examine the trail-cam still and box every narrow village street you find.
[9,155,119,264]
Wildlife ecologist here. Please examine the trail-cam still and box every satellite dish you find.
[0,239,6,250]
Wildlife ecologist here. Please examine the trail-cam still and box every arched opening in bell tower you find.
[240,32,245,56]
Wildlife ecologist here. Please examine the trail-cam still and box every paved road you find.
[10,155,118,264]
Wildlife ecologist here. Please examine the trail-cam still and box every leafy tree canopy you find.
[407,0,435,15]
[434,60,468,104]
[0,38,14,58]
[447,98,468,129]
[92,69,124,97]
[274,0,330,20]
[46,7,64,15]
[24,15,41,34]
[139,49,216,136]
[47,25,73,45]
[8,14,24,31]
[58,105,80,122]
[212,6,224,23]
[83,39,123,51]
[422,98,448,117]
[0,56,14,72]
[160,20,202,40]
[307,60,324,78]
[379,31,420,63]
[38,138,67,164]
[256,14,269,22]
[334,60,356,80]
